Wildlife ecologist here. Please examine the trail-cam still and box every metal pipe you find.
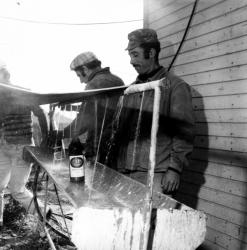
[124,79,162,95]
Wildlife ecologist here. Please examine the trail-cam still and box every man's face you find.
[128,47,152,74]
[75,68,88,84]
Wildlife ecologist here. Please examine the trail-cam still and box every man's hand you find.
[161,169,180,194]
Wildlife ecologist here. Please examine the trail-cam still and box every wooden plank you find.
[179,181,247,213]
[200,239,226,250]
[161,35,247,66]
[193,94,247,110]
[194,109,247,123]
[155,0,245,33]
[147,0,174,13]
[183,65,247,86]
[206,214,247,244]
[194,135,247,153]
[205,227,247,250]
[160,21,247,56]
[149,1,192,24]
[157,2,247,43]
[195,122,247,137]
[188,160,247,182]
[199,97,246,110]
[181,170,247,197]
[192,80,247,97]
[176,193,247,227]
[152,0,241,32]
[162,50,247,76]
[176,192,247,244]
[191,148,247,168]
[158,10,247,69]
[150,3,194,31]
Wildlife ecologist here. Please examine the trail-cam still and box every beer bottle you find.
[68,138,85,182]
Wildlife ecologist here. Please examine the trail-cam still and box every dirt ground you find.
[0,194,76,250]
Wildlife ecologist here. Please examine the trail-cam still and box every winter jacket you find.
[63,67,124,160]
[0,105,47,145]
[115,66,195,173]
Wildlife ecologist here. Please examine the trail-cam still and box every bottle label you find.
[69,155,85,178]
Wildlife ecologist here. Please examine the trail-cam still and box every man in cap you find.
[57,52,124,163]
[70,51,124,90]
[113,29,194,195]
[0,63,48,226]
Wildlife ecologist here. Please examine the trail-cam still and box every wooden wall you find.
[143,0,247,249]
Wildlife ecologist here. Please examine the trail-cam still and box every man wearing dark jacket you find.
[114,29,195,194]
[62,52,124,163]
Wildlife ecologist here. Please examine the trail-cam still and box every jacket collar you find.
[88,67,110,82]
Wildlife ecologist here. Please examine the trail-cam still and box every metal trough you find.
[24,146,206,250]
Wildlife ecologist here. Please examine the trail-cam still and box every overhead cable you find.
[0,16,143,25]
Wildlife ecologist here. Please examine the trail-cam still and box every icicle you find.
[88,97,109,205]
[130,91,145,170]
[104,95,124,166]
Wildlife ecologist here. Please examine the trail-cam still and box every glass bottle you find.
[68,138,85,182]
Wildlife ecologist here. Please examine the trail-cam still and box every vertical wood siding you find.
[144,0,247,249]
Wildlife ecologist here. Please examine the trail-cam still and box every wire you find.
[0,15,143,26]
[168,0,199,71]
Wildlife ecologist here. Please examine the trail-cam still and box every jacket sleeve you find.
[168,81,195,173]
[63,101,95,138]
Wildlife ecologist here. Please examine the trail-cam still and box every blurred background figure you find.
[0,61,10,84]
[0,61,48,227]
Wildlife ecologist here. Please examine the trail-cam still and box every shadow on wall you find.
[241,169,247,249]
[159,41,209,210]
[174,88,247,249]
[174,87,209,210]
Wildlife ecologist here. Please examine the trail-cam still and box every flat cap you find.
[126,28,159,50]
[70,51,98,70]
